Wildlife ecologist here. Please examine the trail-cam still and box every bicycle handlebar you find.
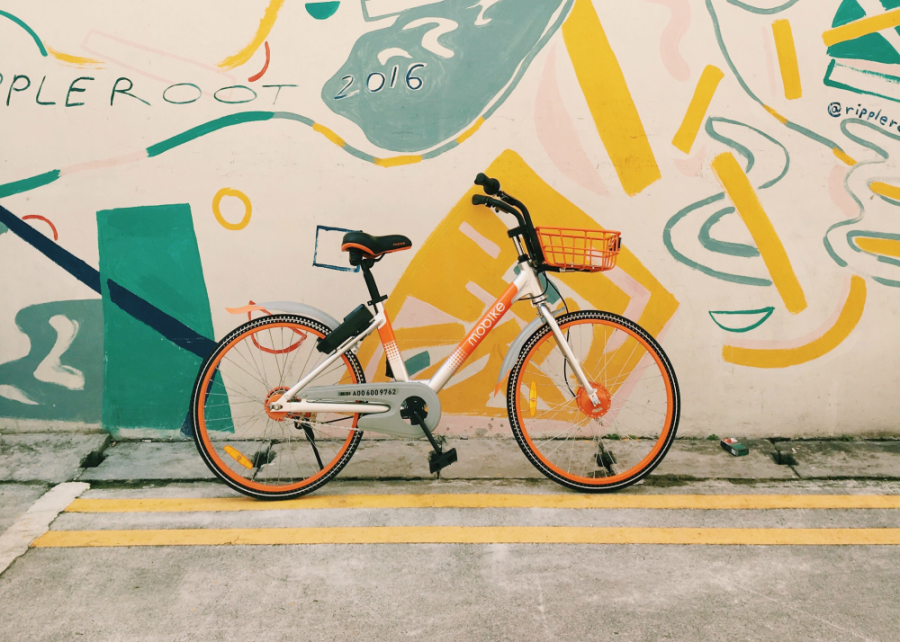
[471,173,547,267]
[474,172,501,195]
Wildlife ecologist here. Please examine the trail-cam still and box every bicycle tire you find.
[190,314,364,499]
[507,309,679,492]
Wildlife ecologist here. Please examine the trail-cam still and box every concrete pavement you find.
[1,432,897,484]
[0,479,899,641]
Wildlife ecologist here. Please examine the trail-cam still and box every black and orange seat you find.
[341,231,412,258]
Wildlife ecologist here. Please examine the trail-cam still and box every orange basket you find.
[536,227,621,272]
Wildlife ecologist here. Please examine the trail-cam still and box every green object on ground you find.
[721,438,749,457]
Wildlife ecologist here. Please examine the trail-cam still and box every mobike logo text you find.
[467,302,506,349]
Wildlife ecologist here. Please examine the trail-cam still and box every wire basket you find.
[536,227,621,272]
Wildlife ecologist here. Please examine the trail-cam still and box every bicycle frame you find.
[269,257,602,416]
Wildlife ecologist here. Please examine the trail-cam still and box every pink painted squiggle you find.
[642,0,691,82]
[535,45,608,196]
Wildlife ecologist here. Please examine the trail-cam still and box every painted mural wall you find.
[1,0,899,438]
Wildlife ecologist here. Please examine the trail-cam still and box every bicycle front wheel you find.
[507,310,679,492]
[191,314,364,499]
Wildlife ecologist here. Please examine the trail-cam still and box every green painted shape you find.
[0,170,61,199]
[708,307,775,333]
[305,2,340,19]
[824,59,900,104]
[828,0,900,64]
[832,0,866,27]
[97,204,228,434]
[0,300,103,421]
[147,112,275,157]
[324,0,571,153]
[404,351,431,376]
[698,207,760,258]
[829,33,900,65]
[0,10,48,56]
[726,0,801,14]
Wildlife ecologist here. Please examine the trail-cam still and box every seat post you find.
[360,261,387,307]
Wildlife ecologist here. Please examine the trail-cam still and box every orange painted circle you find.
[515,317,675,486]
[196,321,359,494]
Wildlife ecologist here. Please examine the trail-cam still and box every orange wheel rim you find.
[197,322,359,493]
[516,318,674,486]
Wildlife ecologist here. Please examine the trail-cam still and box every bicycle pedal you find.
[429,448,457,474]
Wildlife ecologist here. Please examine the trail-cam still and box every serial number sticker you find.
[338,389,398,397]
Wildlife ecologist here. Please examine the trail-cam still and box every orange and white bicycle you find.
[190,173,680,499]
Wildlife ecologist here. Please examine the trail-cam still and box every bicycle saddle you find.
[341,231,412,258]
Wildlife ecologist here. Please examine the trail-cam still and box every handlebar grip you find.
[472,194,489,206]
[474,173,501,196]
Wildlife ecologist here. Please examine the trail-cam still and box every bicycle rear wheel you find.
[507,310,679,492]
[191,314,364,499]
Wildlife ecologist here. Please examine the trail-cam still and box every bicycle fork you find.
[536,303,602,408]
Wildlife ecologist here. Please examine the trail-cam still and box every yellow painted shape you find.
[65,494,900,513]
[32,526,900,547]
[218,0,286,70]
[823,7,900,47]
[870,181,900,201]
[46,45,103,67]
[711,152,807,314]
[224,445,253,470]
[772,20,802,100]
[833,148,857,166]
[562,0,661,196]
[724,276,867,368]
[212,188,253,231]
[672,65,724,154]
[854,237,900,258]
[354,149,678,417]
[374,155,423,168]
[763,104,789,125]
[312,122,346,148]
[455,117,485,144]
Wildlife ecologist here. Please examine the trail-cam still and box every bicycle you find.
[190,173,680,499]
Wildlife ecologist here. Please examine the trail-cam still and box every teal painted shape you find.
[698,207,760,258]
[828,0,900,64]
[0,170,61,199]
[0,300,103,422]
[97,204,229,435]
[404,351,431,376]
[306,1,340,19]
[146,112,275,157]
[324,0,571,152]
[832,0,866,27]
[0,10,48,56]
[708,307,775,333]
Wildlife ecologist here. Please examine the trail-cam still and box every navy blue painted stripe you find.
[106,279,217,359]
[0,203,101,292]
[0,203,216,360]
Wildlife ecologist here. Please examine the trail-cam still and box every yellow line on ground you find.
[31,527,900,547]
[65,494,900,513]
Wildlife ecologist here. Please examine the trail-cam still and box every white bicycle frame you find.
[269,253,602,416]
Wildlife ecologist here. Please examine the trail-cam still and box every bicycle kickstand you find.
[401,397,457,477]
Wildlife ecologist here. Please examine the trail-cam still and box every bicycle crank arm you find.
[269,400,390,415]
